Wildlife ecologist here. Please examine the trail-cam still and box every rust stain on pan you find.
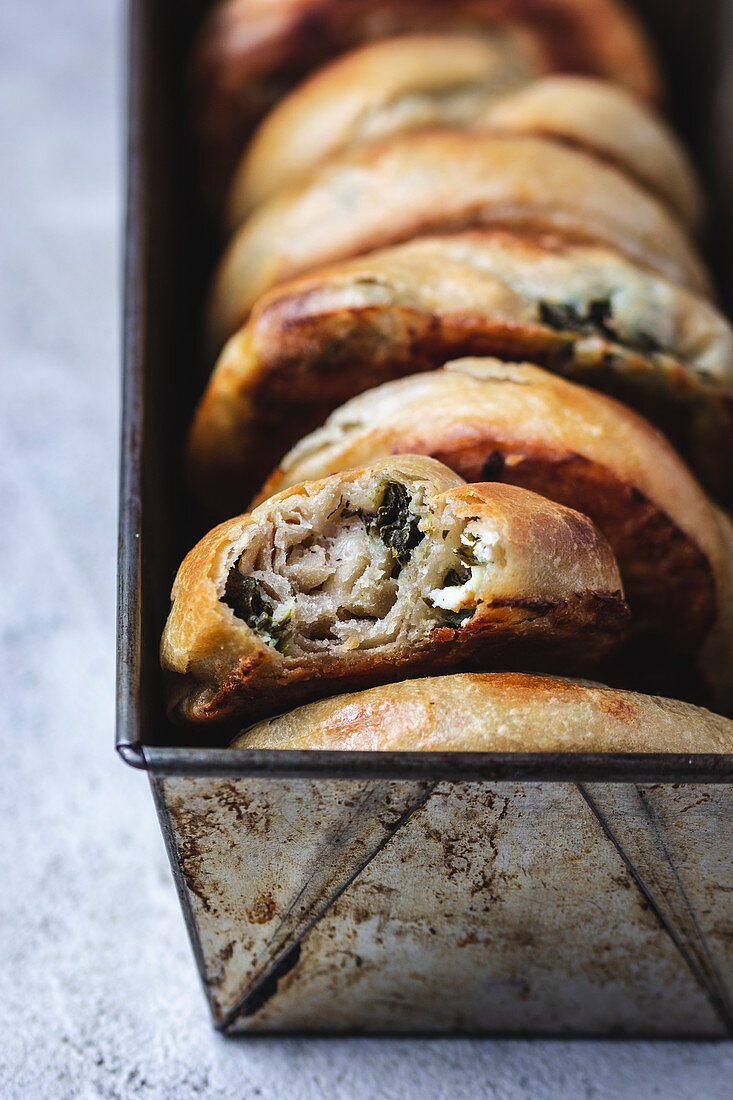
[163,776,434,1022]
[159,775,731,1035]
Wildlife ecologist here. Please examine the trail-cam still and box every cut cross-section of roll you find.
[191,0,661,197]
[257,358,733,711]
[208,132,710,352]
[231,672,733,753]
[192,232,732,505]
[161,456,628,725]
[232,41,700,227]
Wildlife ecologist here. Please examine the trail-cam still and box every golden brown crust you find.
[208,132,709,351]
[234,51,699,225]
[161,456,627,726]
[469,76,701,230]
[231,671,733,753]
[258,358,725,658]
[191,0,661,196]
[232,33,541,218]
[190,232,732,507]
[192,589,624,727]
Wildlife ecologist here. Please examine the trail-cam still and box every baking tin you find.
[117,0,733,1034]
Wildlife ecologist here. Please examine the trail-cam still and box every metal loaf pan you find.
[118,0,733,1034]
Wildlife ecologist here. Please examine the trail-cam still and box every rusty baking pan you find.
[117,0,733,1034]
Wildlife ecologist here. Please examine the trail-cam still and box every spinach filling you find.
[439,607,475,628]
[223,562,291,652]
[537,296,662,355]
[454,531,481,567]
[372,481,425,570]
[341,481,424,575]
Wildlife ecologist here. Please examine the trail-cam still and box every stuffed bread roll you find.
[161,456,627,725]
[191,0,660,196]
[191,232,732,505]
[257,358,733,710]
[231,671,733,752]
[230,33,538,219]
[208,132,709,351]
[233,42,699,226]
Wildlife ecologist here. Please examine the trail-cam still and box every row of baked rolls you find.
[202,19,706,341]
[189,232,733,509]
[208,129,709,352]
[226,36,700,228]
[193,27,733,504]
[166,3,733,733]
[166,356,733,723]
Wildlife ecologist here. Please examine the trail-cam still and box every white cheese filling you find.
[428,527,499,612]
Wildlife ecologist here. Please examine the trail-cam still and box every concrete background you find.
[1,1,732,1095]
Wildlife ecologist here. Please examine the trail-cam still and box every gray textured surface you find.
[1,0,732,1095]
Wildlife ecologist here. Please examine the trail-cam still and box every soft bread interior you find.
[221,470,503,658]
